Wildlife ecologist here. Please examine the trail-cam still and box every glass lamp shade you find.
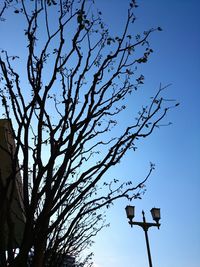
[151,208,161,223]
[125,205,135,220]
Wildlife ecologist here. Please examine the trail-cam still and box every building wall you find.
[0,119,25,250]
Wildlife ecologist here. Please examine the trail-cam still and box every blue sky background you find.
[0,1,199,267]
[92,1,200,267]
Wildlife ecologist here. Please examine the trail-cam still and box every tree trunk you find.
[33,240,46,267]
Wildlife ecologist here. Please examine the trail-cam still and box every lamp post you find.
[125,206,161,267]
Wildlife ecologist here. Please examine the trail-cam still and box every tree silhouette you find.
[0,0,177,266]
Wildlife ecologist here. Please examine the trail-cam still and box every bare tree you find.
[0,1,17,21]
[0,0,178,266]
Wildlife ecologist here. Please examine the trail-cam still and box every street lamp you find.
[125,206,161,267]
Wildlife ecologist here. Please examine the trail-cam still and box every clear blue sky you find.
[91,1,200,267]
[1,1,199,267]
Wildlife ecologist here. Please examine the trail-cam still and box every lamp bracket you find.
[129,221,160,231]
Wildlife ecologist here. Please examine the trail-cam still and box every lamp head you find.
[150,207,161,224]
[125,205,135,223]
